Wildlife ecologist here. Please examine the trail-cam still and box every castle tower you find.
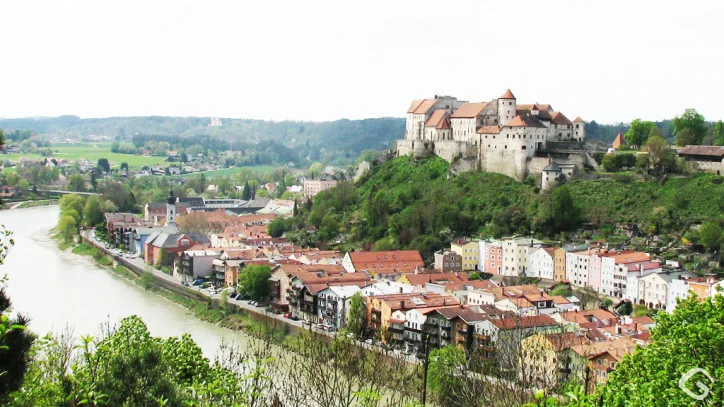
[166,189,177,226]
[573,117,586,142]
[497,89,517,126]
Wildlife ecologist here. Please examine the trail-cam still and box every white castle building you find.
[396,89,597,189]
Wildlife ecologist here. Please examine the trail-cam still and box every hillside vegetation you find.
[292,156,724,261]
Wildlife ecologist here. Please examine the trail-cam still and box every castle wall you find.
[433,140,477,162]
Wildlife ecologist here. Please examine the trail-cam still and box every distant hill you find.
[0,116,405,166]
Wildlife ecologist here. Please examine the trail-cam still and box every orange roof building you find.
[343,250,424,275]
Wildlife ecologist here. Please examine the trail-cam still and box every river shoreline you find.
[54,234,297,347]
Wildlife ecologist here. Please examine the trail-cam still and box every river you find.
[0,205,255,359]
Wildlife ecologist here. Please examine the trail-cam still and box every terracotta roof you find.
[425,109,451,129]
[518,103,553,112]
[499,89,516,99]
[544,332,591,351]
[573,116,585,123]
[504,114,546,128]
[411,99,438,115]
[407,99,424,114]
[561,309,618,325]
[368,293,460,312]
[677,145,724,158]
[405,272,468,287]
[602,251,650,264]
[477,126,501,134]
[450,102,487,118]
[349,251,424,273]
[491,314,557,330]
[550,112,573,125]
[632,315,655,325]
[570,337,637,359]
[550,295,570,305]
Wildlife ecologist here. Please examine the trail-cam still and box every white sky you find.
[1,0,722,124]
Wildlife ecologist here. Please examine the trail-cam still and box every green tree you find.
[551,185,580,232]
[347,292,366,338]
[699,221,722,252]
[120,162,129,171]
[82,196,104,227]
[238,265,271,301]
[59,194,85,218]
[601,153,619,172]
[601,295,724,406]
[643,135,673,174]
[267,217,289,238]
[675,128,696,147]
[673,108,707,145]
[241,181,251,200]
[67,174,86,192]
[96,158,111,173]
[714,120,724,146]
[57,215,77,243]
[624,119,655,147]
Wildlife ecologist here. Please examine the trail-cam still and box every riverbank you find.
[58,238,297,346]
[1,199,59,210]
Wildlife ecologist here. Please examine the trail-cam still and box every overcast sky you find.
[1,1,722,124]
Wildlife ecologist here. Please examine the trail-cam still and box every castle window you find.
[522,146,526,150]
[505,145,507,149]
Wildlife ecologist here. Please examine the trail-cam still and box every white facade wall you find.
[527,248,554,280]
[406,113,426,140]
[600,257,617,297]
[668,278,690,312]
[451,118,477,143]
[566,252,590,288]
[497,98,516,126]
[638,273,670,310]
[467,289,495,306]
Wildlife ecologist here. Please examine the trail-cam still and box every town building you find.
[677,145,724,175]
[527,247,555,280]
[450,239,479,271]
[433,249,462,272]
[342,250,424,275]
[303,178,338,198]
[179,250,220,283]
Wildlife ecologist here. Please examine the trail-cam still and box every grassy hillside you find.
[293,156,723,261]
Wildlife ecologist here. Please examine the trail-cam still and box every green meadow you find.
[2,143,168,169]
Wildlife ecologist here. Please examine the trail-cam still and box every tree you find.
[714,120,724,146]
[67,174,86,192]
[238,265,271,301]
[96,158,111,173]
[601,295,724,406]
[550,186,580,232]
[120,162,129,171]
[59,194,85,220]
[673,108,707,145]
[601,154,619,172]
[643,135,672,174]
[675,128,696,147]
[180,152,188,163]
[624,119,655,147]
[57,215,77,243]
[82,196,104,227]
[347,292,366,338]
[0,291,34,400]
[699,221,722,252]
[267,217,289,238]
[241,181,251,200]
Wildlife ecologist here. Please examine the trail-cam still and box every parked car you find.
[283,313,291,319]
[181,281,189,287]
[192,279,204,286]
[290,315,300,321]
[249,301,257,306]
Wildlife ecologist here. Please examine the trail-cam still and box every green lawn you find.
[2,143,168,169]
[177,166,278,178]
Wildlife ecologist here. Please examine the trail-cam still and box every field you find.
[2,143,168,169]
[178,165,278,178]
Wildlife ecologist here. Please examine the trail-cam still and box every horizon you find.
[1,1,723,124]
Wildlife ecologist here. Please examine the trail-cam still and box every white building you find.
[303,179,338,198]
[501,237,542,277]
[527,247,555,280]
[317,285,361,330]
[565,251,590,288]
[637,271,695,312]
[360,280,413,296]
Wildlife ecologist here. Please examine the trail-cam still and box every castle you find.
[395,89,598,190]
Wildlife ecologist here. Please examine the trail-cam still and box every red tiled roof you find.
[499,89,516,99]
[477,126,501,134]
[405,272,469,287]
[450,102,487,118]
[407,99,424,114]
[349,251,424,273]
[411,99,438,115]
[491,314,557,330]
[573,116,585,123]
[504,114,546,128]
[550,112,573,126]
[425,109,451,129]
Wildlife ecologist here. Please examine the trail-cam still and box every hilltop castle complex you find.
[395,89,599,189]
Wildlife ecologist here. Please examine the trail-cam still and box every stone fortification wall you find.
[433,140,477,162]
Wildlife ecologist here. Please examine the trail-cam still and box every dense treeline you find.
[0,116,404,166]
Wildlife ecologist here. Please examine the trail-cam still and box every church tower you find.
[166,189,177,226]
[497,89,517,126]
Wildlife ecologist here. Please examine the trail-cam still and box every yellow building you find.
[451,239,480,271]
[554,247,567,282]
[520,332,591,389]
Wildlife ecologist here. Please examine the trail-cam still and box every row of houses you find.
[436,237,719,313]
